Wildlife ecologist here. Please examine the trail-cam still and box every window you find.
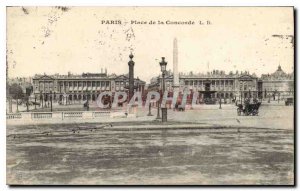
[212,80,215,86]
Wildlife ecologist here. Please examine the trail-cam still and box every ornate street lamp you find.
[159,57,168,122]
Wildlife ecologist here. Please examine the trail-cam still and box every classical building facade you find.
[149,70,260,103]
[32,71,145,103]
[261,65,294,99]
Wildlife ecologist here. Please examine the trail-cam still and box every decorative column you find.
[128,53,135,102]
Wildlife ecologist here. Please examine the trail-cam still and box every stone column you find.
[128,53,135,102]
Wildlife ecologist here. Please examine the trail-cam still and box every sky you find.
[7,7,294,83]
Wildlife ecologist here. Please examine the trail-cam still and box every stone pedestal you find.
[52,112,62,120]
[22,113,32,121]
[161,108,167,122]
[82,111,93,119]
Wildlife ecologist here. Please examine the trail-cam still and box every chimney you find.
[101,68,103,73]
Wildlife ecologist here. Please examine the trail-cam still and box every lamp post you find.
[16,98,19,113]
[147,103,153,116]
[34,95,37,110]
[156,88,161,119]
[147,90,153,116]
[219,94,222,109]
[86,90,89,111]
[40,91,44,108]
[26,94,29,112]
[50,91,53,112]
[159,57,168,123]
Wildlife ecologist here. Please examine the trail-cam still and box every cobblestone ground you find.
[7,124,294,185]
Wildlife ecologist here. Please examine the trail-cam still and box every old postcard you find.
[6,6,294,185]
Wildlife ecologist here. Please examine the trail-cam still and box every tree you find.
[6,82,12,113]
[9,83,24,100]
[6,82,10,98]
[8,83,24,112]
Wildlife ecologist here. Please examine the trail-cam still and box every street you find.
[7,122,294,185]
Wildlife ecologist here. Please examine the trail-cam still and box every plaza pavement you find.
[7,102,294,131]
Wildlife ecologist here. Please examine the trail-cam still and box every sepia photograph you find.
[6,6,294,185]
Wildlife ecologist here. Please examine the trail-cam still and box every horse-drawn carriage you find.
[237,102,261,116]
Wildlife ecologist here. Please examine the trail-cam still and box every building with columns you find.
[32,71,145,103]
[261,65,294,100]
[149,70,260,103]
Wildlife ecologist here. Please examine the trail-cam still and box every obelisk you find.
[173,38,180,91]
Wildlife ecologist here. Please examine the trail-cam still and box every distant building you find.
[261,65,294,99]
[149,70,259,102]
[32,70,145,102]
